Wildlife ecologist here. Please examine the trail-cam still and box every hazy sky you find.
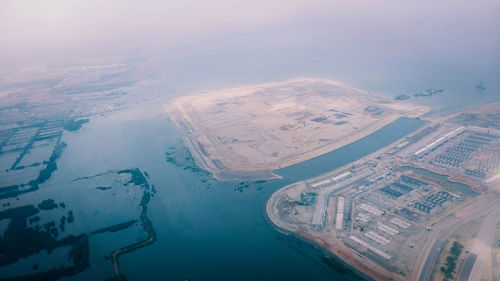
[2,0,499,59]
[1,0,499,111]
[1,0,499,96]
[0,0,328,60]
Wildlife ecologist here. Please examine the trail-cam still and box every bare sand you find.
[165,77,430,180]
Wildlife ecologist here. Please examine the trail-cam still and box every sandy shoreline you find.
[262,134,410,281]
[265,181,393,281]
[263,101,500,281]
[165,77,429,180]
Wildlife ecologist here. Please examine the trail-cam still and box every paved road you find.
[417,222,458,281]
[493,245,498,281]
[415,199,500,281]
[468,209,500,281]
[457,254,477,281]
[311,168,372,227]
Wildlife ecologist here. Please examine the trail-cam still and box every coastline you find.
[262,122,422,281]
[262,115,442,281]
[164,77,430,181]
[263,101,500,281]
[265,188,390,281]
[262,204,375,281]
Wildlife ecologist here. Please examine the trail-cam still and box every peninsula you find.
[267,102,500,281]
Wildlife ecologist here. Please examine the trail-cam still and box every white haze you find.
[1,0,499,111]
[1,0,499,64]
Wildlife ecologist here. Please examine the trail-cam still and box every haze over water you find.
[2,0,499,112]
[1,1,499,280]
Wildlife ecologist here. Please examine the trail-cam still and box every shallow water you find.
[2,1,499,279]
[45,101,425,281]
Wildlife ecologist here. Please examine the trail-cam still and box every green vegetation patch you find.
[64,119,89,132]
[38,199,58,210]
[440,241,463,281]
[0,234,90,281]
[0,205,88,268]
[92,220,137,234]
[29,141,67,188]
[117,168,149,188]
[298,192,317,205]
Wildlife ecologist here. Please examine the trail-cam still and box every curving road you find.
[457,254,477,281]
[414,198,500,281]
[467,208,500,281]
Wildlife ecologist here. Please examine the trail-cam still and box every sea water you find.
[51,100,424,281]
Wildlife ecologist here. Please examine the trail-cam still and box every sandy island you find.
[165,78,430,180]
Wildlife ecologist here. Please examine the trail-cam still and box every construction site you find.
[164,77,429,180]
[267,102,500,281]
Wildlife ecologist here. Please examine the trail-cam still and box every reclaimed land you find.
[266,102,500,281]
[165,78,429,180]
